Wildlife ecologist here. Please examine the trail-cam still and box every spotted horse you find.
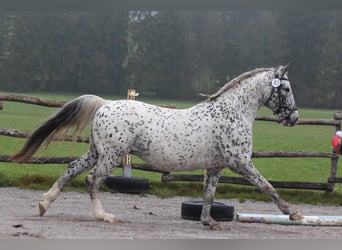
[12,64,302,230]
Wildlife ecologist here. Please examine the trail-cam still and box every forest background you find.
[0,11,341,109]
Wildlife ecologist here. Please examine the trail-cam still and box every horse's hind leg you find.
[39,149,98,216]
[201,168,223,230]
[232,161,303,220]
[86,155,120,223]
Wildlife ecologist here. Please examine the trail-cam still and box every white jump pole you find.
[237,213,342,226]
[122,89,139,177]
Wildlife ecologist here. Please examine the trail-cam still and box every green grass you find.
[1,91,342,205]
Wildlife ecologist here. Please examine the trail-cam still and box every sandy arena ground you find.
[0,187,341,239]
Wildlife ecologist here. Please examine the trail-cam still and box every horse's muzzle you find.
[281,110,299,127]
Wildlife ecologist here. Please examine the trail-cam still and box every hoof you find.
[38,202,46,216]
[210,223,224,231]
[289,212,304,221]
[103,213,120,224]
[107,218,121,224]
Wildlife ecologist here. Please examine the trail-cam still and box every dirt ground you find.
[0,187,341,239]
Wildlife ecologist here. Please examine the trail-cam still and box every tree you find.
[0,12,129,95]
[316,11,342,109]
[0,11,341,109]
[277,11,329,108]
[127,11,197,99]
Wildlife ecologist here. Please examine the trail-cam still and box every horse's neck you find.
[215,73,271,122]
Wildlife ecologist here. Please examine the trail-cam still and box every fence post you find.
[122,89,139,177]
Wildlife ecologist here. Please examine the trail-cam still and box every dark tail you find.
[12,95,105,163]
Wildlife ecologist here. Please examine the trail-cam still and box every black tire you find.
[103,176,150,194]
[181,200,234,221]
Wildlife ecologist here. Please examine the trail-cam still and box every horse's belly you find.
[133,144,218,172]
[137,155,210,171]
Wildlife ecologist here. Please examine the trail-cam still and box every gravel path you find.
[0,187,341,239]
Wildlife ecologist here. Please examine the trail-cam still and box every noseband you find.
[264,77,298,123]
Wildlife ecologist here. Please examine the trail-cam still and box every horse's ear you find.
[274,64,289,78]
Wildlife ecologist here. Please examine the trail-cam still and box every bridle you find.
[264,77,298,123]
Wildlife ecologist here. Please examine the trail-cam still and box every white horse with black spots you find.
[13,64,302,230]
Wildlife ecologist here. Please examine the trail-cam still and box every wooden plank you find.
[334,112,342,120]
[0,128,89,143]
[0,155,78,164]
[0,128,29,139]
[0,93,67,107]
[162,174,333,191]
[252,151,337,158]
[295,119,341,126]
[255,116,340,126]
[0,154,168,174]
[328,177,342,183]
[0,93,177,109]
[237,213,342,226]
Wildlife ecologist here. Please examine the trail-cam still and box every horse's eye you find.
[284,87,290,93]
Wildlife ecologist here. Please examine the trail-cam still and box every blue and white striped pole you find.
[237,213,342,226]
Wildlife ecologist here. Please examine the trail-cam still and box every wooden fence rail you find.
[1,93,342,192]
[161,174,334,192]
[0,128,89,142]
[0,93,67,107]
[0,155,169,174]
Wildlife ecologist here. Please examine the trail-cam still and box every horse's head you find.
[264,64,299,127]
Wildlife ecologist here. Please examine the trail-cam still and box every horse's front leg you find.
[201,167,223,230]
[233,160,303,220]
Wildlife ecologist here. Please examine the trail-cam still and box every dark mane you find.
[206,68,270,102]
